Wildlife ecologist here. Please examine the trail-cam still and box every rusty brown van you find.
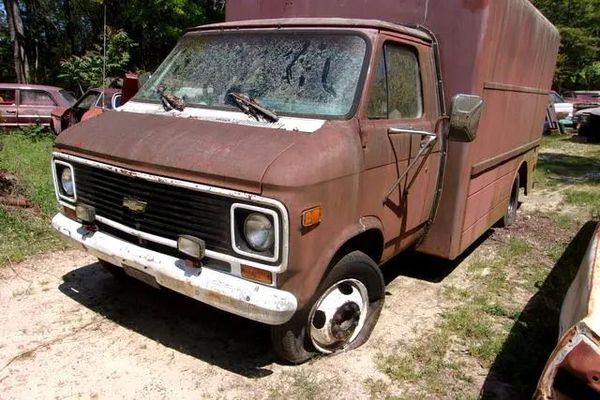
[51,0,559,363]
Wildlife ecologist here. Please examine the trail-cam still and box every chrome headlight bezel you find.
[231,203,280,263]
[53,160,77,202]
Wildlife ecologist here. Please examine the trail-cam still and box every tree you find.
[3,0,29,83]
[59,28,136,94]
[532,0,600,90]
[0,8,15,81]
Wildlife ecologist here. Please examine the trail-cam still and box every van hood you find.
[54,110,308,194]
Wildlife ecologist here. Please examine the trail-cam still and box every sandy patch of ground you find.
[0,245,471,400]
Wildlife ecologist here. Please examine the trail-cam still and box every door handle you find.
[5,110,16,114]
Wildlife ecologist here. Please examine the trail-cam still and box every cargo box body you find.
[228,0,560,258]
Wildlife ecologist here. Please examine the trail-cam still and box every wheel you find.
[501,174,520,227]
[99,259,127,279]
[271,251,385,364]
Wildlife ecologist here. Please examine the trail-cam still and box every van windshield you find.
[135,32,368,118]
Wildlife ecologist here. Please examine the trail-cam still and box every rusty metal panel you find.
[225,1,559,259]
[54,111,302,194]
[226,0,429,25]
[535,223,600,399]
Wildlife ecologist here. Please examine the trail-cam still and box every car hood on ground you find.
[54,111,306,194]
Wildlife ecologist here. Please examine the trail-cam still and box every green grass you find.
[536,137,600,190]
[0,132,66,265]
[564,189,600,216]
[0,133,58,215]
[376,323,474,398]
[268,370,330,400]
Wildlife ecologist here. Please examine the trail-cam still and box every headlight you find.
[61,167,74,196]
[243,213,275,252]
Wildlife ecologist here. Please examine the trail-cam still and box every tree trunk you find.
[64,0,76,54]
[3,0,30,83]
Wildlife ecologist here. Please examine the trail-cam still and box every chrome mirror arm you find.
[384,129,439,200]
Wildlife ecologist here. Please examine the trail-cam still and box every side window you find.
[385,44,423,119]
[367,43,423,120]
[20,90,56,107]
[0,89,16,106]
[367,54,388,119]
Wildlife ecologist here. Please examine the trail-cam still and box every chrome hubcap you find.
[309,279,369,353]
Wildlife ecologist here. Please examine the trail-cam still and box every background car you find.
[550,91,574,128]
[51,74,139,134]
[563,90,600,106]
[576,106,600,142]
[0,83,75,128]
[51,88,122,134]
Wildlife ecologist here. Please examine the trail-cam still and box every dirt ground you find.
[0,138,596,400]
[0,248,457,400]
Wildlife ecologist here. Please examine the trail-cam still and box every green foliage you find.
[532,0,600,90]
[15,124,51,141]
[0,1,223,89]
[59,28,136,94]
[0,9,15,82]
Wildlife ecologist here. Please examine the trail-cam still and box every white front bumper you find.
[52,213,297,325]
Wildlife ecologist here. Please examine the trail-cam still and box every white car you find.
[550,91,574,120]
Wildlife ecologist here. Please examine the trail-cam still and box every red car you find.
[51,88,123,134]
[51,74,139,134]
[0,83,75,128]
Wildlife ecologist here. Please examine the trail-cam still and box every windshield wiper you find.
[157,86,186,112]
[228,93,279,123]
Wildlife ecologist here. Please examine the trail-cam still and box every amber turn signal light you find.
[241,265,273,285]
[302,206,322,228]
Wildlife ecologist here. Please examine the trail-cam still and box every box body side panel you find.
[225,0,559,260]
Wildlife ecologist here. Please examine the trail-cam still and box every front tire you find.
[271,251,385,364]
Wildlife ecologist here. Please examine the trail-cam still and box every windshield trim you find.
[134,29,373,121]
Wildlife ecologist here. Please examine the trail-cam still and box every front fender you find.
[286,216,384,309]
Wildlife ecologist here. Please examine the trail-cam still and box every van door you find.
[0,88,18,127]
[360,38,442,252]
[18,89,57,127]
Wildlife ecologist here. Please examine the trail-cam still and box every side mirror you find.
[448,94,484,142]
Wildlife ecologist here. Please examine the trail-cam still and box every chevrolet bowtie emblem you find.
[123,197,147,213]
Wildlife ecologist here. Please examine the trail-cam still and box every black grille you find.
[73,163,234,255]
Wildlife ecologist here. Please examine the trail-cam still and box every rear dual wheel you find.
[271,251,385,364]
[501,174,520,228]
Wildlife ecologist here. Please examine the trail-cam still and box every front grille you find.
[73,163,234,255]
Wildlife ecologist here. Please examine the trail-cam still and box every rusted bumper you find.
[52,213,298,325]
[534,222,600,399]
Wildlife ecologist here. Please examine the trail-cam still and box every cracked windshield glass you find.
[135,32,367,118]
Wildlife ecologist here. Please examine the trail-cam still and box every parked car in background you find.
[51,74,139,134]
[0,83,75,128]
[576,107,600,142]
[564,91,600,107]
[51,88,122,134]
[550,91,574,128]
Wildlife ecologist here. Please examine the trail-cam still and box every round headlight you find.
[243,213,274,252]
[61,167,74,196]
